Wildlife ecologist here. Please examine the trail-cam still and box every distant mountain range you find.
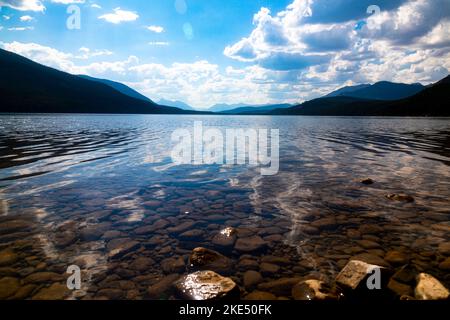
[0,49,203,115]
[324,81,425,101]
[269,75,450,116]
[0,48,448,116]
[158,99,195,111]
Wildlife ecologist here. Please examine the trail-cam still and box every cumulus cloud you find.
[98,7,139,24]
[0,0,45,12]
[19,15,33,21]
[146,25,164,33]
[224,0,450,90]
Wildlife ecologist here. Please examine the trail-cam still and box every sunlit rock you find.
[174,270,239,300]
[189,247,233,275]
[414,273,449,300]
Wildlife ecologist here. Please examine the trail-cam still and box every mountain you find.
[0,49,198,115]
[325,81,425,101]
[208,103,248,112]
[78,75,153,103]
[271,75,450,116]
[222,103,293,114]
[324,84,371,98]
[158,99,195,111]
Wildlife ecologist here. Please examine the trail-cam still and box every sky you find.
[0,0,449,109]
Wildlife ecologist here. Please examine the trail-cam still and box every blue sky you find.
[1,0,449,108]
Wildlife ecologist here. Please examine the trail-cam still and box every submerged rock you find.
[212,227,237,249]
[292,280,337,301]
[32,283,69,300]
[310,217,338,231]
[388,278,413,297]
[0,249,18,266]
[107,238,140,259]
[189,247,233,275]
[235,236,267,253]
[161,256,185,274]
[243,270,263,290]
[385,251,409,266]
[0,277,20,299]
[174,271,239,300]
[414,273,449,300]
[147,274,180,299]
[257,278,302,296]
[385,194,414,203]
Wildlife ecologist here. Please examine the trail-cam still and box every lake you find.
[0,114,449,300]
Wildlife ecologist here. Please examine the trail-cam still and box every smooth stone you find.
[257,278,302,296]
[96,288,123,300]
[212,227,237,249]
[147,274,180,299]
[102,230,123,240]
[0,220,32,234]
[357,240,381,249]
[388,278,413,297]
[415,273,449,300]
[23,272,64,284]
[167,221,197,234]
[243,271,263,290]
[310,217,338,231]
[0,277,20,299]
[292,280,337,301]
[336,260,388,291]
[143,200,162,208]
[237,259,259,271]
[385,251,409,266]
[244,291,276,300]
[438,257,450,270]
[107,238,140,258]
[134,219,169,235]
[174,271,239,300]
[189,247,233,275]
[235,236,267,253]
[79,224,110,241]
[392,265,417,284]
[300,225,320,235]
[161,256,185,274]
[0,249,18,266]
[261,256,291,266]
[385,194,414,203]
[11,284,37,299]
[359,224,383,235]
[260,263,280,276]
[438,242,450,256]
[32,283,69,300]
[179,229,204,240]
[130,257,155,272]
[54,231,78,248]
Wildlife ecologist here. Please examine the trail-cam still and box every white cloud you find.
[75,47,113,59]
[20,15,34,22]
[98,7,139,24]
[91,4,101,9]
[50,0,85,4]
[146,25,164,33]
[0,0,45,12]
[8,26,34,31]
[148,42,170,46]
[3,15,11,20]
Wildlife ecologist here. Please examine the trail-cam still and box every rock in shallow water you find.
[244,291,276,300]
[0,249,18,266]
[174,271,239,300]
[414,273,449,300]
[336,260,389,291]
[189,247,233,275]
[235,236,267,253]
[292,280,337,301]
[0,277,20,299]
[243,271,263,290]
[385,194,414,203]
[32,283,69,300]
[107,238,140,259]
[161,256,185,274]
[212,227,237,250]
[257,278,302,296]
[147,274,180,299]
